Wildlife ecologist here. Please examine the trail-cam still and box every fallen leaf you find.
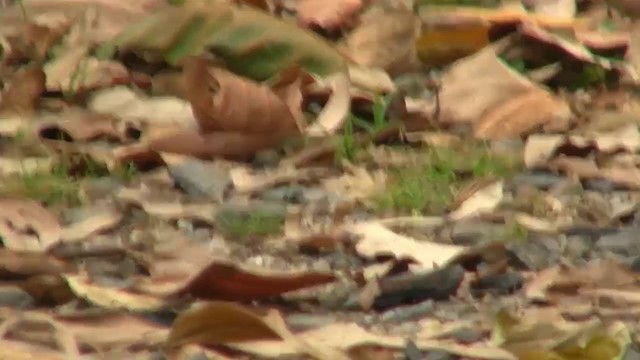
[323,163,387,202]
[144,130,294,161]
[474,89,572,140]
[57,312,168,351]
[60,206,123,243]
[0,310,81,358]
[116,187,218,224]
[36,110,125,142]
[0,248,71,278]
[524,0,576,19]
[103,0,350,136]
[0,0,169,44]
[0,339,65,360]
[416,13,490,67]
[0,198,61,252]
[44,48,131,93]
[166,301,351,360]
[230,166,332,194]
[342,6,420,75]
[230,321,517,359]
[296,0,362,31]
[182,56,300,142]
[347,222,466,270]
[65,273,168,311]
[88,86,198,130]
[448,178,504,221]
[0,66,46,117]
[170,261,336,301]
[432,46,571,138]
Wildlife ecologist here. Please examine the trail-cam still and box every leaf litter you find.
[2,0,640,359]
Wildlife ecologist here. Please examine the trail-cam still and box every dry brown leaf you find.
[323,163,387,201]
[4,20,71,61]
[432,46,571,138]
[183,56,300,137]
[0,249,71,278]
[44,48,131,93]
[165,302,282,347]
[0,66,46,116]
[296,0,362,30]
[524,0,576,18]
[447,178,504,220]
[347,222,466,270]
[230,321,517,359]
[0,0,169,44]
[416,13,491,67]
[167,301,351,360]
[0,311,81,358]
[60,207,123,243]
[342,7,421,75]
[607,0,640,19]
[230,166,333,194]
[116,187,218,224]
[144,130,290,161]
[474,89,571,139]
[0,339,65,360]
[56,312,168,351]
[0,198,61,252]
[170,262,336,301]
[37,111,125,142]
[65,273,168,311]
[88,86,197,130]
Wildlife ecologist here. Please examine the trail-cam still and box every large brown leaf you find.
[182,56,300,136]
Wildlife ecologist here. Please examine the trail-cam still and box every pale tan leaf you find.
[448,179,504,221]
[65,273,167,311]
[347,222,466,270]
[60,206,123,242]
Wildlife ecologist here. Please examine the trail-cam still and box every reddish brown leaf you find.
[172,262,336,301]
